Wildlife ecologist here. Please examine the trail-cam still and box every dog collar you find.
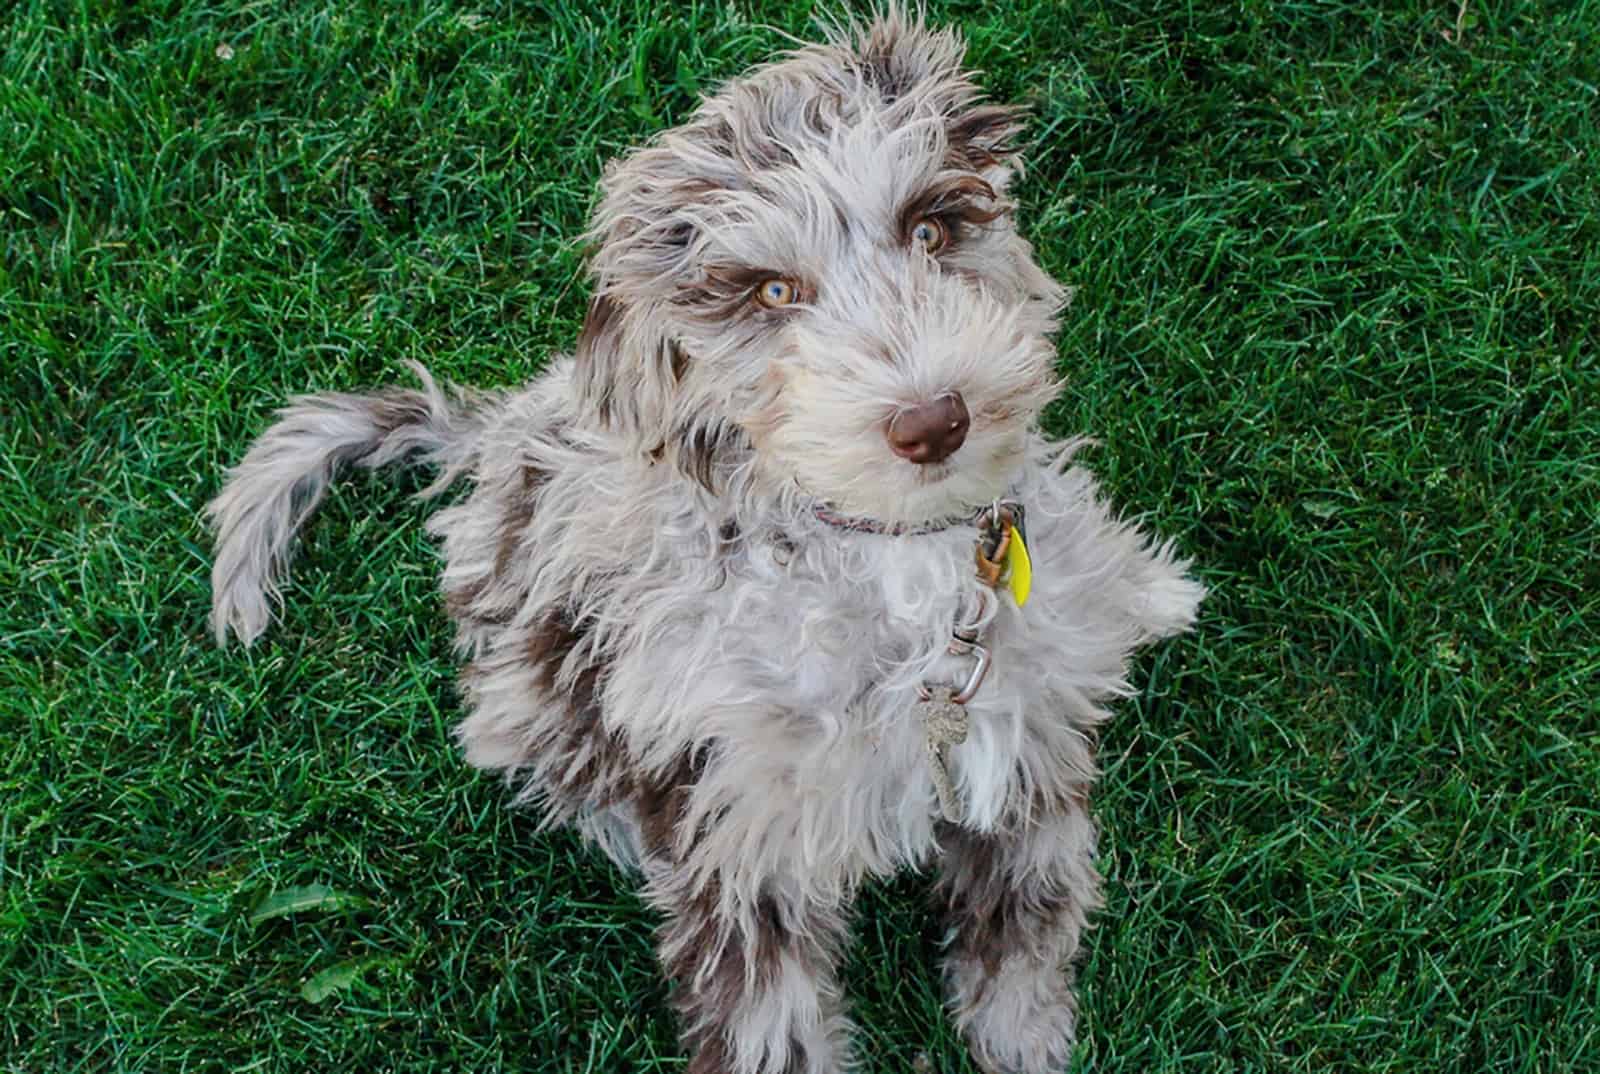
[809,502,986,536]
[807,498,1030,599]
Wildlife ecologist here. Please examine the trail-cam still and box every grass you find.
[2,0,1597,1070]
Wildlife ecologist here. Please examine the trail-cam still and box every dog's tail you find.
[206,362,491,647]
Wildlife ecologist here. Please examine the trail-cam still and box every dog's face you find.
[578,12,1065,523]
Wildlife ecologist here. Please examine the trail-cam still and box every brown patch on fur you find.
[800,89,846,140]
[512,608,641,819]
[576,293,621,357]
[636,750,704,860]
[683,1036,738,1074]
[523,609,600,712]
[1044,784,1093,819]
[668,339,692,383]
[575,293,692,442]
[675,421,739,492]
[947,104,1024,169]
[575,294,623,427]
[695,103,800,175]
[856,23,923,103]
[669,174,734,201]
[936,789,1093,977]
[508,609,712,856]
[492,462,550,577]
[363,392,430,432]
[735,125,799,173]
[442,576,491,624]
[442,463,553,631]
[936,824,1008,975]
[696,116,737,156]
[658,878,839,1074]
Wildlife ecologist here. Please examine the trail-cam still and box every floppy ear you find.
[573,291,688,452]
[575,127,742,453]
[573,292,741,491]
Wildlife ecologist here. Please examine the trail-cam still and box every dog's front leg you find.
[936,792,1101,1074]
[654,874,854,1074]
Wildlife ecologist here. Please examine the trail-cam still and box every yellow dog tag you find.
[1005,524,1032,606]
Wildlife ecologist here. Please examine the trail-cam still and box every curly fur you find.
[207,8,1203,1072]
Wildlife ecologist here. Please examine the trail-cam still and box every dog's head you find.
[578,8,1066,524]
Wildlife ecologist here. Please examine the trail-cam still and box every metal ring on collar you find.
[919,642,991,706]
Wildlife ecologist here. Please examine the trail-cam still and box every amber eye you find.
[755,278,798,308]
[910,216,948,253]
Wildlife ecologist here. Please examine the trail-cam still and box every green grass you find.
[3,0,1598,1070]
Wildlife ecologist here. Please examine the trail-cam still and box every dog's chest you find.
[555,506,1064,885]
[675,530,1040,868]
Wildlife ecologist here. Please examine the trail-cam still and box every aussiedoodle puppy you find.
[207,8,1203,1073]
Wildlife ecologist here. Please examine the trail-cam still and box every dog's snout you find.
[887,393,970,464]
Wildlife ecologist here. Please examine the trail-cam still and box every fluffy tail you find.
[206,362,489,646]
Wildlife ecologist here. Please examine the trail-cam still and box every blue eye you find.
[755,278,798,307]
[911,217,947,252]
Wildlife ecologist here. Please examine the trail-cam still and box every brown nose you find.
[887,393,970,464]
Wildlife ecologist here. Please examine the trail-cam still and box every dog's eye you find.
[910,217,948,253]
[754,278,798,308]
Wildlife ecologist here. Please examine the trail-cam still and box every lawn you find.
[3,0,1598,1071]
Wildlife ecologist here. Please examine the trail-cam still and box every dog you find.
[207,8,1203,1072]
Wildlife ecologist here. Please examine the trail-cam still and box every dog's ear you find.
[573,291,689,452]
[577,136,728,451]
[849,6,1026,184]
[575,292,739,491]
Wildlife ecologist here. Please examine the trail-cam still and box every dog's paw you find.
[1137,567,1206,640]
[949,956,1077,1074]
[1124,535,1206,642]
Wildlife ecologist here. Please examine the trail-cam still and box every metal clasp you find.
[947,640,991,704]
[918,637,991,706]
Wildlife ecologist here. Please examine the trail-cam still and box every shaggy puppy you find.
[208,10,1202,1073]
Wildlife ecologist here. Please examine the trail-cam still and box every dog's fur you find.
[207,10,1202,1073]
